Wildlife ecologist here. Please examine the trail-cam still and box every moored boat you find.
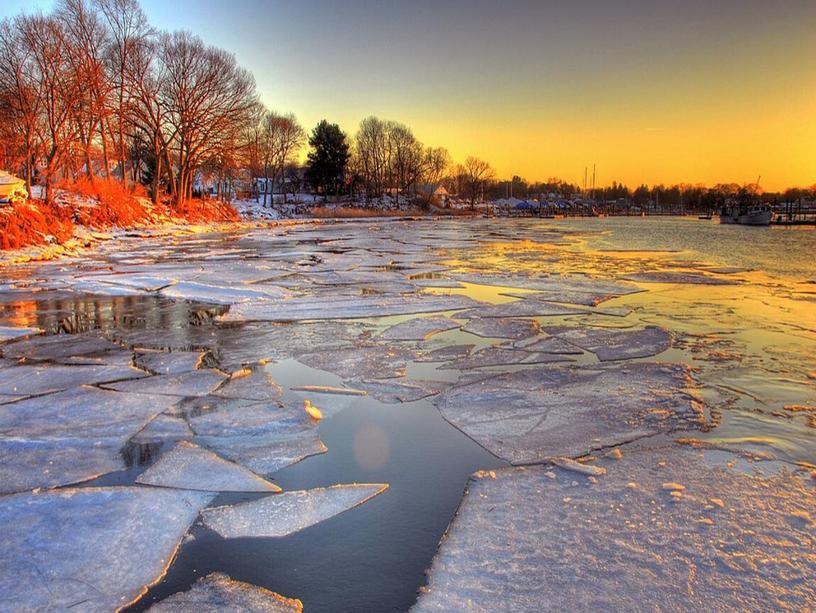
[719,204,771,226]
[0,171,27,204]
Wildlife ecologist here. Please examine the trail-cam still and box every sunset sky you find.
[4,0,815,189]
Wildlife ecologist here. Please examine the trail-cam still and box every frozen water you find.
[0,437,125,494]
[0,486,213,612]
[440,346,570,370]
[298,345,417,380]
[0,386,177,439]
[102,369,227,397]
[0,325,42,342]
[0,332,123,361]
[134,350,212,375]
[191,402,327,475]
[623,271,741,285]
[132,414,193,444]
[201,483,389,538]
[550,325,671,361]
[379,316,460,341]
[352,378,452,404]
[161,281,292,305]
[136,441,281,492]
[415,344,475,363]
[459,299,587,319]
[513,336,584,354]
[462,317,539,340]
[149,572,302,612]
[413,447,815,612]
[214,367,284,401]
[0,362,146,396]
[218,294,483,322]
[432,363,703,463]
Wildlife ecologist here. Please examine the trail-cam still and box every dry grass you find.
[0,201,74,250]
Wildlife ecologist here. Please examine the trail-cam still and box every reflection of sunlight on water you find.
[353,423,391,471]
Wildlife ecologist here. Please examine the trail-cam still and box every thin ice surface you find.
[136,441,281,492]
[149,572,302,612]
[440,346,570,370]
[433,363,703,463]
[201,483,389,538]
[352,378,452,403]
[549,325,672,361]
[623,271,741,285]
[459,299,587,319]
[218,294,483,322]
[0,487,213,612]
[379,316,460,341]
[462,317,539,340]
[134,350,211,375]
[0,362,146,396]
[413,447,815,612]
[0,325,42,342]
[132,414,193,444]
[102,369,227,397]
[297,344,417,380]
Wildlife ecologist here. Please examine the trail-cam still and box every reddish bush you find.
[0,201,74,250]
[60,177,153,228]
[174,197,239,223]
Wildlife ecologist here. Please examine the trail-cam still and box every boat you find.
[719,203,772,226]
[0,171,27,204]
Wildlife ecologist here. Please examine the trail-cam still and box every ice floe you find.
[623,271,741,285]
[0,487,213,612]
[150,572,302,612]
[134,350,212,375]
[459,299,587,319]
[414,447,815,612]
[0,325,42,342]
[201,483,389,538]
[102,369,227,397]
[432,363,703,463]
[547,325,671,361]
[440,346,570,371]
[461,317,539,340]
[136,441,281,492]
[351,378,452,403]
[132,414,193,444]
[379,316,460,341]
[298,345,417,380]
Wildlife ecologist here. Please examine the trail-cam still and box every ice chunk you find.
[459,299,587,319]
[379,316,460,341]
[161,281,292,305]
[351,378,451,403]
[201,483,388,538]
[190,402,327,475]
[132,414,193,444]
[0,386,177,439]
[214,367,284,401]
[102,369,227,397]
[218,294,483,322]
[135,350,213,375]
[298,345,417,380]
[0,325,42,342]
[623,271,741,285]
[462,317,539,340]
[0,437,125,494]
[0,332,123,361]
[440,346,570,370]
[413,447,815,612]
[136,441,281,492]
[415,344,475,363]
[149,572,302,612]
[432,363,703,463]
[513,336,583,355]
[551,326,671,361]
[501,289,614,306]
[0,362,146,396]
[0,487,213,612]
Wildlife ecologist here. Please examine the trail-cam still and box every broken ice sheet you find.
[461,317,539,340]
[432,363,703,463]
[214,367,284,401]
[201,483,389,538]
[297,344,417,380]
[440,346,570,371]
[136,441,281,492]
[413,447,816,612]
[0,486,213,612]
[350,378,452,403]
[0,325,42,342]
[190,402,327,475]
[218,293,483,322]
[149,572,302,612]
[623,271,741,285]
[0,436,125,494]
[132,414,193,444]
[549,325,672,361]
[415,344,475,363]
[134,350,213,375]
[102,369,227,397]
[513,335,583,355]
[378,316,460,341]
[0,362,147,397]
[0,332,123,361]
[458,299,587,319]
[161,281,292,305]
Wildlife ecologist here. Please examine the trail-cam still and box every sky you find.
[3,0,815,190]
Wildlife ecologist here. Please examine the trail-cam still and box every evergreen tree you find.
[305,120,350,197]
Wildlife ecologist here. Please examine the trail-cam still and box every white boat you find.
[0,171,27,204]
[719,204,772,226]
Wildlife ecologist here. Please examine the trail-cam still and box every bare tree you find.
[418,146,450,205]
[463,156,495,210]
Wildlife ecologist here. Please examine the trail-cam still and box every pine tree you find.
[305,120,350,198]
